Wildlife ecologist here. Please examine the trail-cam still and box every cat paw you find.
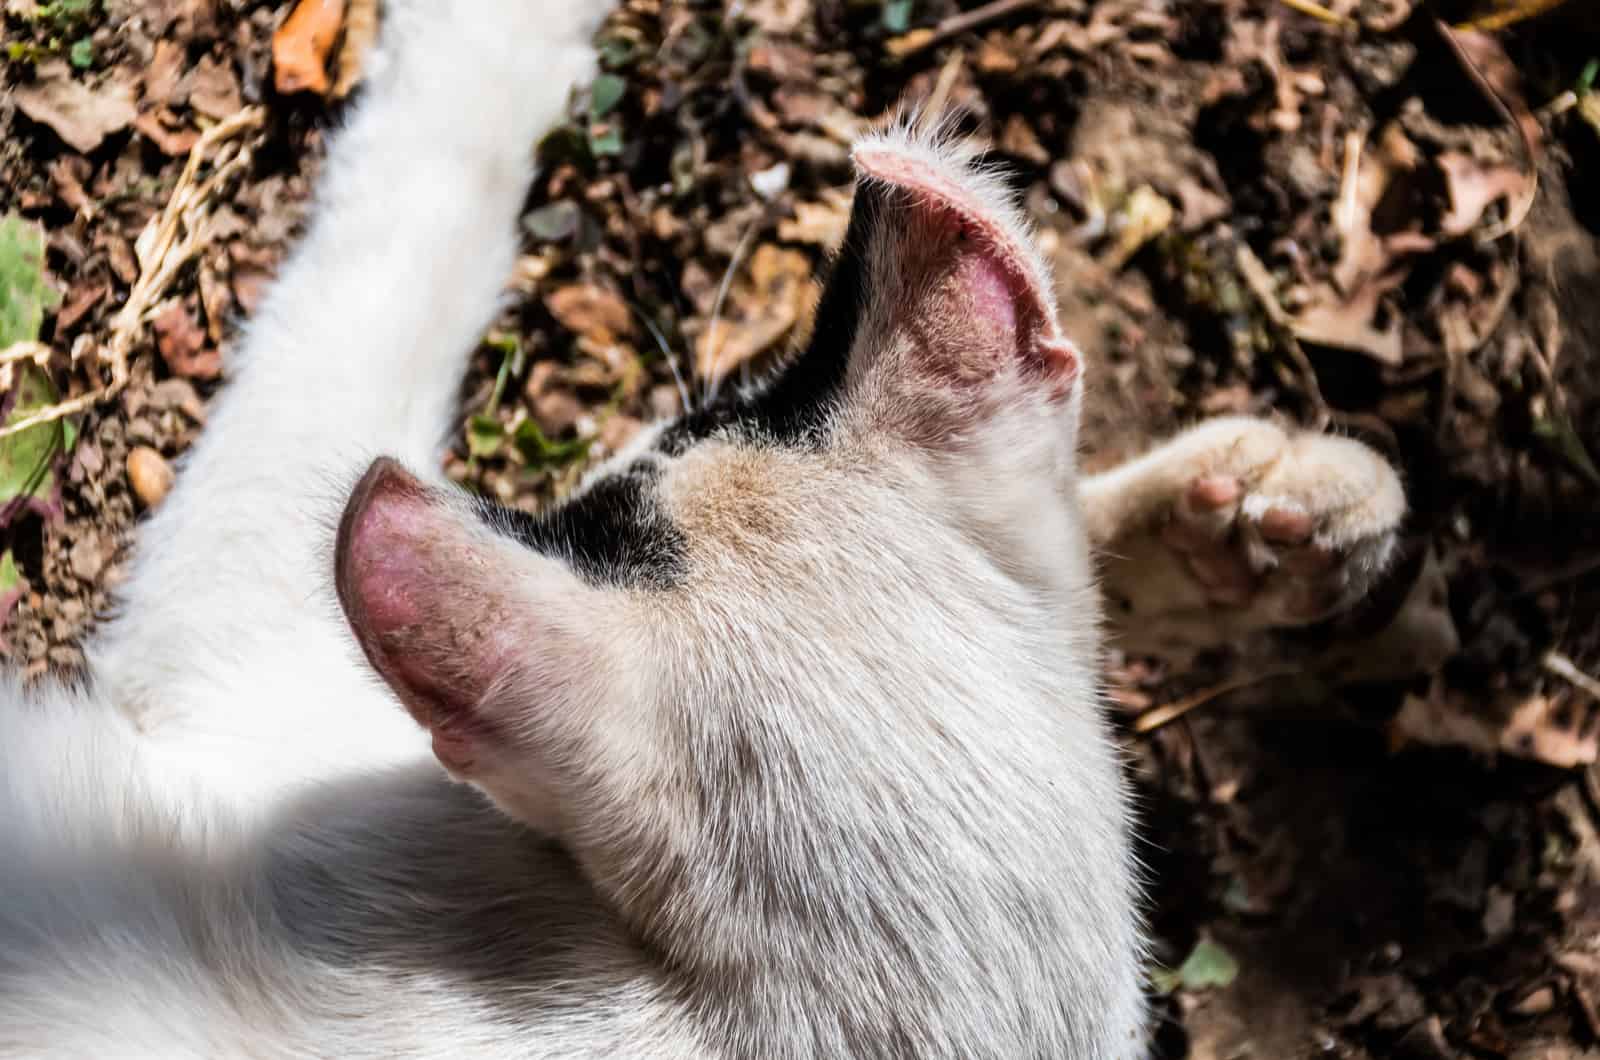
[1089,417,1405,654]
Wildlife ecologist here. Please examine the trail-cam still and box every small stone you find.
[69,533,105,583]
[127,446,176,509]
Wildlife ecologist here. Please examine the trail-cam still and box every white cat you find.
[0,2,1404,1056]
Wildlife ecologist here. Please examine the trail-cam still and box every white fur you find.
[0,2,1413,1055]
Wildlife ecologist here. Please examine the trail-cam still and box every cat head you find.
[334,127,1137,1049]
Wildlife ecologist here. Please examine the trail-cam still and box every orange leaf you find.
[272,0,347,97]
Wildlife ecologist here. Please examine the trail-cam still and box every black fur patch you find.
[655,181,884,455]
[477,460,686,590]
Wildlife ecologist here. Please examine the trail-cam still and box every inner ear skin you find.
[335,457,509,767]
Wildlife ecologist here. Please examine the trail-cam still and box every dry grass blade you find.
[1133,670,1295,735]
[0,106,267,442]
[1278,0,1355,26]
[1547,652,1600,702]
[1455,0,1572,32]
[886,0,1041,58]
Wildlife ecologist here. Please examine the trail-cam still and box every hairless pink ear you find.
[336,459,511,774]
[851,136,1079,397]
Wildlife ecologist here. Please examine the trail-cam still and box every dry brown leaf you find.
[143,39,186,105]
[188,54,242,120]
[13,62,137,153]
[545,284,635,347]
[331,0,379,99]
[1437,23,1541,238]
[1392,683,1598,768]
[694,244,815,385]
[777,190,851,248]
[273,0,347,97]
[153,300,222,380]
[133,110,201,157]
[1290,281,1405,365]
[1436,152,1530,238]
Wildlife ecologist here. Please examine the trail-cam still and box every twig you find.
[1455,0,1570,32]
[920,49,967,133]
[1547,652,1600,703]
[0,390,101,441]
[886,0,1041,58]
[699,213,763,404]
[0,341,51,367]
[1278,0,1354,26]
[1133,669,1295,735]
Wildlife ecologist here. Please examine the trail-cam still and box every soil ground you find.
[3,0,1600,1055]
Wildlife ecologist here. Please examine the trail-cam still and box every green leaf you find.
[1152,939,1240,995]
[0,549,21,637]
[466,414,505,460]
[513,417,591,470]
[483,331,524,414]
[522,201,582,243]
[882,0,914,32]
[1532,414,1600,488]
[0,363,71,522]
[537,124,592,171]
[597,36,642,71]
[589,73,626,119]
[0,214,60,349]
[68,36,93,69]
[588,124,624,158]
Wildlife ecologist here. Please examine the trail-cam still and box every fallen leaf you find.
[273,0,346,97]
[13,61,137,153]
[523,201,583,243]
[1436,152,1530,238]
[1437,23,1541,237]
[545,284,634,347]
[331,0,377,98]
[53,278,106,334]
[694,244,816,385]
[0,363,75,526]
[1290,281,1405,365]
[1392,682,1598,768]
[142,38,186,104]
[1101,185,1173,271]
[1153,938,1240,995]
[777,190,851,247]
[132,109,201,156]
[188,53,242,120]
[0,215,60,348]
[153,300,222,380]
[0,550,21,649]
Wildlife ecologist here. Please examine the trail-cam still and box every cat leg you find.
[1081,416,1405,660]
[84,0,602,801]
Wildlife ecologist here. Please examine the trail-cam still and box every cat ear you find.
[334,458,589,780]
[795,130,1078,420]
